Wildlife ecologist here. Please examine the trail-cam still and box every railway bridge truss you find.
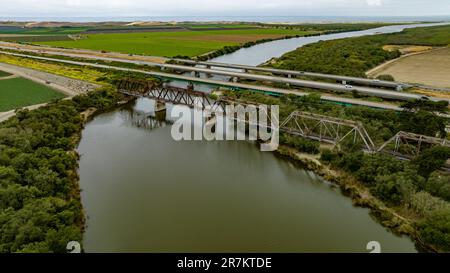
[117,79,449,166]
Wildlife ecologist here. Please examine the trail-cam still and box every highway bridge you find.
[0,44,428,102]
[172,58,409,90]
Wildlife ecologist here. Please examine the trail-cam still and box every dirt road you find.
[0,62,99,96]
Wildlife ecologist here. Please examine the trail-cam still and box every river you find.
[77,22,446,253]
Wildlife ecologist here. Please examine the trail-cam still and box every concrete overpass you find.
[172,58,409,90]
[0,44,425,102]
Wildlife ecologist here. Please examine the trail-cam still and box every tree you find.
[373,173,417,206]
[417,208,450,252]
[413,146,450,178]
[400,110,447,137]
[355,154,405,185]
[401,99,449,114]
[408,191,450,217]
[376,74,395,81]
[426,172,450,202]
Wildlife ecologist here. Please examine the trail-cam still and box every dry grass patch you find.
[372,47,450,88]
[383,45,433,54]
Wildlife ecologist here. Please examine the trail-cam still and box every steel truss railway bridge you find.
[117,79,450,168]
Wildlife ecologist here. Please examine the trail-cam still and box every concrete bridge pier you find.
[204,116,217,137]
[342,80,347,85]
[191,71,200,78]
[232,76,239,83]
[155,101,166,113]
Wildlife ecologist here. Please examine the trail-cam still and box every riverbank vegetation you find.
[223,90,450,252]
[271,24,450,78]
[260,22,405,32]
[0,87,124,252]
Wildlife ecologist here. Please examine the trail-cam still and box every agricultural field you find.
[0,70,11,77]
[0,26,90,35]
[371,47,450,88]
[0,76,66,111]
[180,23,258,29]
[36,28,315,57]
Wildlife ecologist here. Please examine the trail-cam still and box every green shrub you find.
[320,149,338,163]
[425,172,450,202]
[372,173,417,206]
[408,191,450,217]
[376,74,395,81]
[417,208,450,252]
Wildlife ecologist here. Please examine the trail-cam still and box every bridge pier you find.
[155,101,166,113]
[232,76,239,83]
[342,80,347,85]
[204,116,217,139]
[396,86,403,91]
[191,71,200,78]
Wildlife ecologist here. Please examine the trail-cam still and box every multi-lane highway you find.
[172,58,409,90]
[0,50,407,111]
[0,43,428,101]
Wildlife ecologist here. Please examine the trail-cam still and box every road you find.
[0,61,99,97]
[0,43,428,101]
[172,58,408,89]
[0,50,406,111]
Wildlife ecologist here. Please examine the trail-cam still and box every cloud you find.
[0,0,449,17]
[366,0,383,6]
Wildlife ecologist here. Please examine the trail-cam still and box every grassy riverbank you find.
[224,90,450,252]
[270,24,450,78]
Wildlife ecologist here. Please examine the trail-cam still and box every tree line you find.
[0,87,121,252]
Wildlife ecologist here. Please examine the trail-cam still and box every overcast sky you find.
[1,0,450,18]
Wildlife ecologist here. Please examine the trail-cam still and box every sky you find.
[1,0,450,18]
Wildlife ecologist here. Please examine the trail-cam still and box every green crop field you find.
[0,77,66,111]
[37,29,314,57]
[0,26,90,35]
[180,23,258,29]
[0,70,11,77]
